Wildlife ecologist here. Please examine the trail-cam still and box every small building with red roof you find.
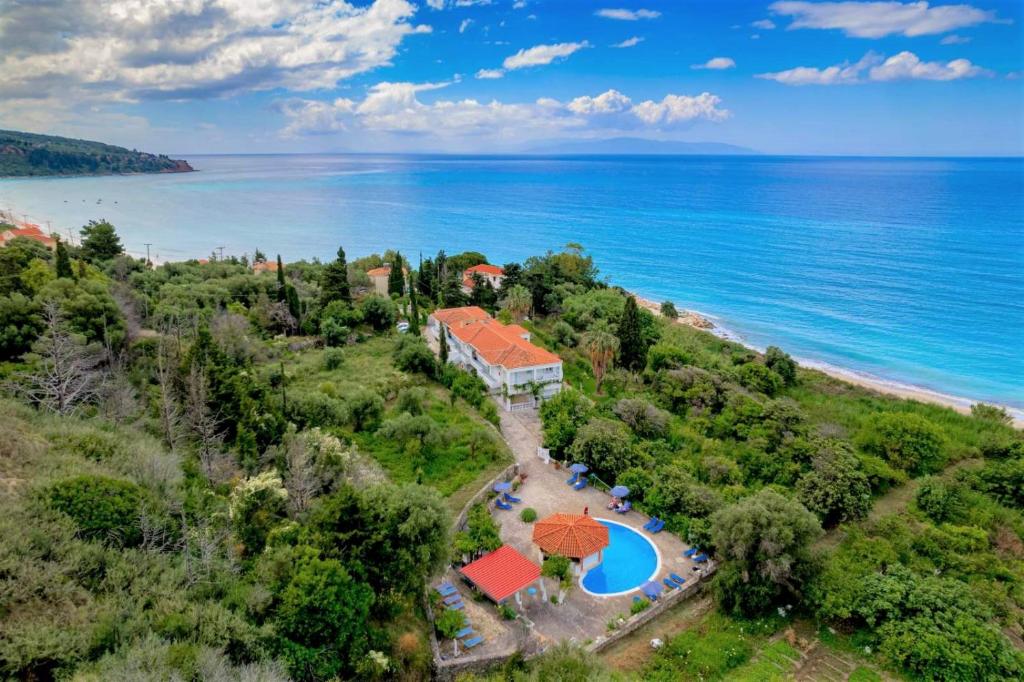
[0,223,57,250]
[366,264,407,296]
[459,545,543,604]
[532,513,610,575]
[461,263,505,293]
[252,260,279,274]
[427,306,563,411]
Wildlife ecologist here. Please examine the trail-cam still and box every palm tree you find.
[580,329,618,394]
[501,284,532,322]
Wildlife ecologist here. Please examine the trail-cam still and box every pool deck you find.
[492,409,705,645]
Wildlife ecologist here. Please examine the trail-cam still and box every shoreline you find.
[633,295,1024,428]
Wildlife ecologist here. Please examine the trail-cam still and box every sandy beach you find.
[633,295,1024,428]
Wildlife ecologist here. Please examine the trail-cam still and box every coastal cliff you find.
[0,129,193,177]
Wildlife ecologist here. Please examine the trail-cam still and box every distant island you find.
[524,136,758,155]
[0,129,193,177]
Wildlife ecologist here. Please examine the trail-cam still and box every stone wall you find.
[452,462,517,532]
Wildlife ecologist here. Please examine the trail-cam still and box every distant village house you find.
[366,264,407,296]
[0,222,57,249]
[461,263,505,294]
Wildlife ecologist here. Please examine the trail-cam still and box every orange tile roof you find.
[431,306,491,326]
[366,266,391,277]
[465,263,504,276]
[447,317,561,369]
[459,545,541,602]
[252,260,279,272]
[1,224,56,248]
[532,514,609,559]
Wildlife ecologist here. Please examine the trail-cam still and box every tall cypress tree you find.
[320,246,351,305]
[408,270,421,336]
[276,255,286,302]
[55,237,74,279]
[439,323,449,365]
[617,296,646,371]
[387,252,405,296]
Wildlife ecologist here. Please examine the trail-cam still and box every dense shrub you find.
[539,389,593,455]
[322,347,345,370]
[914,476,966,523]
[567,417,642,481]
[289,392,349,430]
[46,475,146,546]
[612,398,670,438]
[346,388,384,431]
[358,295,396,331]
[551,320,578,347]
[797,444,872,526]
[520,507,537,523]
[393,336,436,376]
[858,412,945,475]
[764,346,797,386]
[737,362,783,396]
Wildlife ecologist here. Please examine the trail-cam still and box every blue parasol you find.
[610,485,630,498]
[569,463,589,474]
[493,481,512,492]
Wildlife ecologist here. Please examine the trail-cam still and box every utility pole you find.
[216,245,225,261]
[144,243,152,267]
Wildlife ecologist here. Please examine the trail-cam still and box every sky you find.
[1,0,1022,156]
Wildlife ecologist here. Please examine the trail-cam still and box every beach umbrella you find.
[493,481,512,493]
[569,463,589,474]
[610,485,630,498]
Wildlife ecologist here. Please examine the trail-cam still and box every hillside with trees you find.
[0,224,1020,680]
[0,129,193,177]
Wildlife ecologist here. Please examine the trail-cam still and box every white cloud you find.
[0,0,432,107]
[459,18,473,33]
[769,1,1003,38]
[757,50,990,85]
[692,57,736,70]
[502,41,589,70]
[612,36,644,48]
[940,33,971,44]
[595,8,661,21]
[280,85,729,141]
[752,19,777,29]
[475,68,505,79]
[426,0,445,8]
[513,0,527,7]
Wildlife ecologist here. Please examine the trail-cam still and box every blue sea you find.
[2,154,1022,410]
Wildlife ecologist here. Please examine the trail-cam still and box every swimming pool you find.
[580,518,660,597]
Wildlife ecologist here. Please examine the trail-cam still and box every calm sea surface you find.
[2,154,1022,408]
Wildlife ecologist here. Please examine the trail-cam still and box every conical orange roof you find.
[532,513,609,559]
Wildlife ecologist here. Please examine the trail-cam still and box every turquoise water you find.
[1,154,1021,408]
[580,519,659,595]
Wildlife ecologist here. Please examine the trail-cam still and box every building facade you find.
[427,306,562,411]
[461,263,505,294]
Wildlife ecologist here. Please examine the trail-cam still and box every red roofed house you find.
[461,263,505,294]
[532,513,610,576]
[0,223,57,249]
[427,306,563,411]
[252,260,279,274]
[366,264,407,296]
[459,544,544,605]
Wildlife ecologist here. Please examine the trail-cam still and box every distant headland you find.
[0,129,193,178]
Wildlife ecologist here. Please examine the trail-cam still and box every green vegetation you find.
[0,129,192,176]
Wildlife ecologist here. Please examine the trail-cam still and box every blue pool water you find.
[580,519,659,595]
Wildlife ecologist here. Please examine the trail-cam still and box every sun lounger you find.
[643,517,659,530]
[503,493,522,503]
[614,501,631,514]
[693,553,708,563]
[566,473,579,485]
[663,578,679,590]
[455,627,474,639]
[496,500,513,511]
[464,636,484,648]
[437,583,457,596]
[447,600,465,610]
[641,582,661,601]
[683,547,699,558]
[670,573,687,586]
[573,478,587,491]
[649,519,665,533]
[443,594,462,605]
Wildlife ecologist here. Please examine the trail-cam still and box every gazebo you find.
[459,544,545,606]
[532,513,610,575]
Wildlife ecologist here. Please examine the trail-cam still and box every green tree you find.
[539,389,593,455]
[711,489,822,616]
[320,245,351,305]
[765,346,798,386]
[0,292,42,360]
[453,503,502,558]
[737,362,783,396]
[617,296,646,371]
[408,270,420,335]
[914,476,966,523]
[580,327,618,394]
[858,412,945,475]
[359,294,396,331]
[346,388,384,431]
[797,444,872,527]
[230,470,288,557]
[275,254,286,302]
[55,237,74,279]
[434,608,465,640]
[387,253,405,296]
[567,417,640,480]
[79,220,123,262]
[47,475,145,546]
[501,284,532,323]
[645,465,723,521]
[438,323,449,364]
[660,300,679,320]
[273,549,375,680]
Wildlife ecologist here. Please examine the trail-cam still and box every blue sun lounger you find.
[436,582,457,597]
[649,519,665,533]
[503,492,522,504]
[455,627,474,639]
[640,581,662,601]
[443,594,462,605]
[614,500,631,514]
[670,573,687,586]
[464,636,484,648]
[574,478,588,491]
[683,547,699,558]
[693,553,708,563]
[496,499,513,511]
[663,578,679,590]
[643,517,660,530]
[447,600,465,610]
[566,472,579,485]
